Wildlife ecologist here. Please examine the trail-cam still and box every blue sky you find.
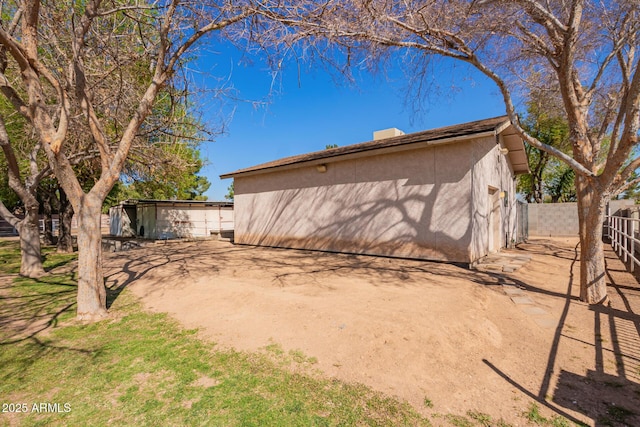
[195,46,510,201]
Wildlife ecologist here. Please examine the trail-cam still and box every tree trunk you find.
[41,194,55,246]
[16,203,45,278]
[75,196,108,320]
[56,189,74,253]
[576,175,609,304]
[533,169,543,203]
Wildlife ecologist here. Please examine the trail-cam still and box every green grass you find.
[0,239,596,427]
[0,239,23,274]
[445,414,474,427]
[445,411,514,427]
[597,403,636,426]
[0,240,77,275]
[523,403,582,427]
[466,410,507,427]
[1,295,432,426]
[0,241,432,426]
[524,402,548,425]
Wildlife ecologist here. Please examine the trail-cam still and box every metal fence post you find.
[616,217,621,253]
[624,218,628,263]
[619,217,623,257]
[631,220,636,273]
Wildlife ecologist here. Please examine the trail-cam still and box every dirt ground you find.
[103,237,640,426]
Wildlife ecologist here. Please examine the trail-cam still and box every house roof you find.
[220,115,529,179]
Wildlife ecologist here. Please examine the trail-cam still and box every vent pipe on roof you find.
[373,128,405,140]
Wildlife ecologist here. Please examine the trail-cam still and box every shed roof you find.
[116,199,233,208]
[220,115,529,179]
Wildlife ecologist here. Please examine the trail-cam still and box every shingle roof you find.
[220,115,516,178]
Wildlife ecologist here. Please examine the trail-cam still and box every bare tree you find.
[259,0,640,304]
[0,10,48,277]
[0,116,47,277]
[0,0,257,320]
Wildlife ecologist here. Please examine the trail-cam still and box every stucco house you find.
[220,116,529,265]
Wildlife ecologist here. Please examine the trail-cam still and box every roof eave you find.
[220,129,500,179]
[500,124,530,175]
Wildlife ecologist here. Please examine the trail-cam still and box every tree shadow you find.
[0,275,77,344]
[41,251,77,272]
[0,274,94,377]
[98,230,640,426]
[513,239,581,261]
[103,241,232,308]
[483,242,640,426]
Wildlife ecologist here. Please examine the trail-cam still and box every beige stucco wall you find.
[470,136,517,261]
[233,138,509,263]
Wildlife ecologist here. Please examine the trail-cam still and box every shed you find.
[220,116,528,265]
[109,199,234,239]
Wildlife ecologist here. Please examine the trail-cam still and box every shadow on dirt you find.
[100,237,640,425]
[484,241,640,426]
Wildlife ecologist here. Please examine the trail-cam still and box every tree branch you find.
[0,114,30,201]
[0,200,20,228]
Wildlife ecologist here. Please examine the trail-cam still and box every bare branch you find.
[612,174,640,197]
[0,200,20,227]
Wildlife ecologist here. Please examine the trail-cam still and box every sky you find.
[194,45,510,201]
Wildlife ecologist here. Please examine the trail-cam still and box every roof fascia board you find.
[130,200,232,207]
[222,130,496,179]
[494,120,511,135]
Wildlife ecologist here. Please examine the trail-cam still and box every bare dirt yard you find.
[103,237,640,426]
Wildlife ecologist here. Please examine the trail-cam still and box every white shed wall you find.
[109,206,123,236]
[135,204,234,239]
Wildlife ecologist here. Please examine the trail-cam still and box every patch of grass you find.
[524,403,548,425]
[467,410,493,426]
[263,343,319,367]
[0,239,22,274]
[264,342,285,356]
[0,240,77,275]
[549,415,572,427]
[445,414,473,427]
[289,349,309,364]
[423,397,433,409]
[523,403,581,427]
[42,250,77,271]
[0,266,432,426]
[606,404,635,423]
[597,416,614,426]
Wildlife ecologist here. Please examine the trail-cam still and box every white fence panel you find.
[606,215,640,273]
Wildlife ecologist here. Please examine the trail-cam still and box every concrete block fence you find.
[527,199,636,237]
